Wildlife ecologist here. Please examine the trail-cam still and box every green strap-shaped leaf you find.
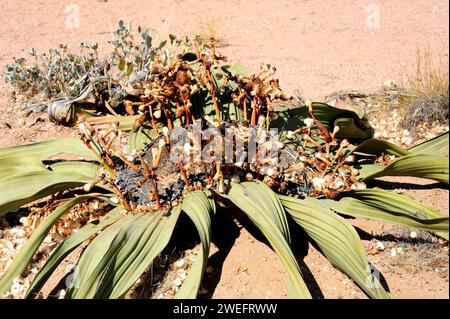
[0,171,96,217]
[0,195,95,295]
[65,215,134,298]
[225,181,311,298]
[359,154,449,185]
[84,115,141,132]
[176,190,216,299]
[107,207,180,298]
[280,196,394,299]
[49,161,100,177]
[408,131,449,155]
[66,207,181,298]
[352,139,410,157]
[329,188,449,240]
[0,156,49,179]
[128,126,160,152]
[25,205,126,298]
[65,214,138,298]
[0,138,95,160]
[273,102,373,139]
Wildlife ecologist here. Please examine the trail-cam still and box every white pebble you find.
[375,241,385,251]
[177,270,187,281]
[19,217,29,227]
[390,248,397,257]
[303,118,314,128]
[174,277,182,287]
[174,259,185,269]
[56,289,66,299]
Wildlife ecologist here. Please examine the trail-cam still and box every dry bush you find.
[400,48,449,134]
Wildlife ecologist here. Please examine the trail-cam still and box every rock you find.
[390,248,397,257]
[56,289,66,299]
[382,79,396,90]
[409,231,417,239]
[173,277,182,287]
[198,286,209,295]
[174,259,185,269]
[375,241,385,251]
[177,270,187,280]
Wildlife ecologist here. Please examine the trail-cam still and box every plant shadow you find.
[367,179,447,190]
[198,206,242,299]
[200,203,325,299]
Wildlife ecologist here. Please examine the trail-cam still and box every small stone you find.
[382,79,396,90]
[174,259,185,269]
[409,231,417,239]
[19,217,29,227]
[177,270,187,281]
[43,235,53,243]
[15,229,26,237]
[401,136,413,145]
[164,289,174,296]
[174,277,182,287]
[237,266,248,274]
[56,289,66,299]
[375,241,385,251]
[390,248,397,257]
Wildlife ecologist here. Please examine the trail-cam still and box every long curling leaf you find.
[360,153,449,185]
[352,139,410,157]
[176,190,216,299]
[0,171,96,217]
[273,102,373,139]
[0,195,95,295]
[84,115,140,132]
[25,205,126,298]
[107,207,180,298]
[65,214,139,298]
[225,181,311,298]
[280,195,394,299]
[67,207,181,298]
[0,138,95,160]
[0,156,49,179]
[329,188,449,240]
[408,131,449,155]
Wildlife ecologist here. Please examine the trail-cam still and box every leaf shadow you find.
[207,204,325,299]
[198,207,241,299]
